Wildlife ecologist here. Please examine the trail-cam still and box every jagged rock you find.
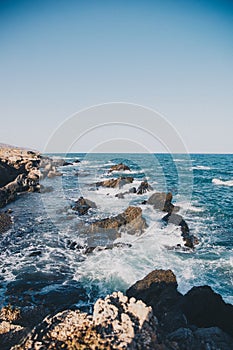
[109,163,131,172]
[72,197,97,215]
[136,181,153,194]
[0,212,12,233]
[96,176,134,189]
[127,270,186,334]
[73,159,80,163]
[127,269,233,344]
[13,292,161,350]
[90,206,147,234]
[162,213,198,248]
[0,148,42,208]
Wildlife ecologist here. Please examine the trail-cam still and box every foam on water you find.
[212,178,233,186]
[192,165,211,170]
[1,153,233,307]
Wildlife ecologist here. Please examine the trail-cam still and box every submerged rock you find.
[72,196,97,215]
[90,206,147,234]
[96,176,134,189]
[109,162,131,172]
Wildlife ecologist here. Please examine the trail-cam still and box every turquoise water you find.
[0,153,232,310]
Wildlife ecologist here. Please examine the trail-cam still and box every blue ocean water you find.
[0,153,232,310]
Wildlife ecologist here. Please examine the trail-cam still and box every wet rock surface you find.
[90,206,147,234]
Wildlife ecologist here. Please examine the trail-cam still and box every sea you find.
[0,153,232,311]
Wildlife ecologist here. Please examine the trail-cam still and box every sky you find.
[0,0,233,153]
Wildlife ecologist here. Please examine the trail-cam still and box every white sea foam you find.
[212,178,233,187]
[192,165,211,170]
[176,200,204,213]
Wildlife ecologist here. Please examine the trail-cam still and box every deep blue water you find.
[0,153,232,311]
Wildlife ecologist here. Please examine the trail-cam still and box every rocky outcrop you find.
[162,213,198,248]
[146,192,179,214]
[109,163,131,173]
[90,206,147,234]
[136,181,153,194]
[12,292,161,350]
[0,212,12,233]
[0,148,42,208]
[72,196,97,215]
[127,269,233,349]
[96,176,134,189]
[2,270,233,349]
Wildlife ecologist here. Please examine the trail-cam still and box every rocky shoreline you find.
[0,146,232,349]
[0,269,232,349]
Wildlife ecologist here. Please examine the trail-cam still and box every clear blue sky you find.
[0,0,233,152]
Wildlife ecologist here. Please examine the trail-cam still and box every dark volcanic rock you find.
[90,206,147,234]
[180,285,233,337]
[96,176,134,189]
[0,212,12,233]
[108,162,131,172]
[127,269,233,345]
[72,196,97,215]
[136,181,153,194]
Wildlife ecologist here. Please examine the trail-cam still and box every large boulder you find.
[146,192,178,213]
[90,206,147,234]
[127,269,233,343]
[108,162,131,172]
[96,176,134,189]
[72,197,97,215]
